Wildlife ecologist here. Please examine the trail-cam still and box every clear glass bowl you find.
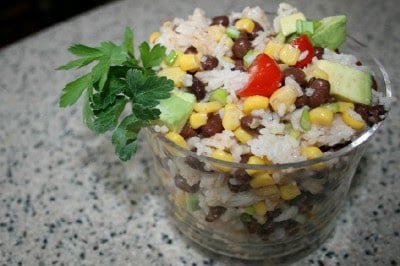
[143,37,392,263]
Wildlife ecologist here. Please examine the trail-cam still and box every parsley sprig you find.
[57,27,174,161]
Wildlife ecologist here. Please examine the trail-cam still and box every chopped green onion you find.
[186,193,200,211]
[165,50,178,66]
[244,206,256,216]
[296,20,315,35]
[300,109,311,131]
[322,102,340,113]
[289,129,302,139]
[209,88,229,106]
[226,27,240,39]
[243,50,257,67]
[240,213,253,223]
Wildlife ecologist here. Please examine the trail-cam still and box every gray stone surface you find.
[0,0,399,265]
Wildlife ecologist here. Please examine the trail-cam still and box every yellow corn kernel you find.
[250,172,275,188]
[253,201,268,216]
[193,101,222,114]
[223,56,234,63]
[208,25,226,42]
[301,146,324,159]
[256,185,280,197]
[264,41,284,61]
[245,155,266,176]
[279,44,300,66]
[243,95,270,114]
[269,85,298,116]
[279,182,301,200]
[222,104,242,131]
[235,18,255,33]
[211,149,234,172]
[306,65,329,81]
[301,146,325,170]
[149,32,161,44]
[342,110,366,130]
[309,107,334,126]
[165,132,188,148]
[234,127,253,144]
[338,101,355,113]
[221,35,234,50]
[179,54,201,72]
[189,112,208,129]
[157,67,186,87]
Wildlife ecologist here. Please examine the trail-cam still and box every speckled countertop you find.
[0,0,399,265]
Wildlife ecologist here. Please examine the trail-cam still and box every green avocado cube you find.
[315,60,372,105]
[157,89,196,132]
[311,15,347,50]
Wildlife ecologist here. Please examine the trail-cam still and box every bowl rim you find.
[146,36,393,170]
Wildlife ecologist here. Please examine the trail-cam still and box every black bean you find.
[228,182,251,193]
[205,206,227,222]
[174,175,199,193]
[308,78,330,108]
[247,21,264,40]
[180,123,197,139]
[201,55,219,70]
[189,77,206,101]
[372,75,378,91]
[240,153,252,163]
[184,46,198,54]
[200,113,223,137]
[232,37,252,59]
[283,67,306,86]
[240,115,262,134]
[355,104,386,126]
[314,47,325,59]
[295,94,309,108]
[210,16,229,27]
[232,59,246,71]
[232,169,251,183]
[185,156,205,171]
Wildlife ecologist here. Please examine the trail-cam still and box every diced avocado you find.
[209,88,229,106]
[311,15,347,50]
[186,193,200,211]
[279,12,306,36]
[314,60,372,105]
[157,89,196,132]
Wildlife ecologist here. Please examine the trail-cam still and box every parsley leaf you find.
[58,27,173,161]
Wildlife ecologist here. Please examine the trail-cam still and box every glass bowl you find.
[143,36,392,264]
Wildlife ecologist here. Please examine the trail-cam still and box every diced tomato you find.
[289,34,314,68]
[237,54,282,98]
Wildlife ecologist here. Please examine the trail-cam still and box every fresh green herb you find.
[57,27,174,161]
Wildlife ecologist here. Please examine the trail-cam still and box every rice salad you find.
[145,2,390,253]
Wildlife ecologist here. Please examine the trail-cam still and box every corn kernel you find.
[279,44,300,66]
[279,182,301,200]
[305,65,329,81]
[189,112,208,129]
[157,67,186,87]
[149,32,160,43]
[165,132,188,148]
[235,18,255,33]
[253,201,268,216]
[342,109,366,130]
[264,41,284,61]
[250,172,275,188]
[243,95,270,114]
[208,25,226,42]
[222,104,242,131]
[257,185,280,197]
[211,149,234,172]
[245,155,266,176]
[309,107,334,126]
[223,56,234,63]
[179,54,200,72]
[301,146,323,159]
[234,127,253,144]
[220,35,234,51]
[269,85,298,116]
[194,101,222,114]
[338,101,355,113]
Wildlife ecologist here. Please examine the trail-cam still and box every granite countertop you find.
[0,0,399,265]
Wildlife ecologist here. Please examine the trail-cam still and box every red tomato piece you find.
[289,34,315,68]
[237,54,282,98]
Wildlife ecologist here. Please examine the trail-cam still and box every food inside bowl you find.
[58,2,391,260]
